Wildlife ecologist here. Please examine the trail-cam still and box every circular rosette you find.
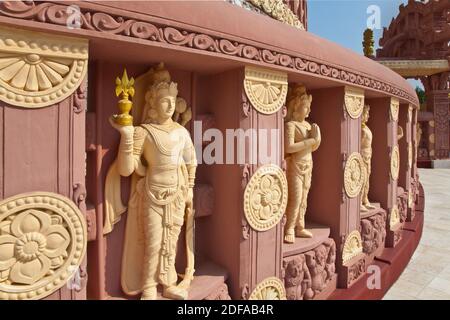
[244,165,287,232]
[0,192,87,300]
[344,153,366,198]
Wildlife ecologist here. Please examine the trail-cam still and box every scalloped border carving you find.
[342,230,363,265]
[390,145,400,180]
[249,277,287,300]
[244,66,288,114]
[344,86,364,119]
[344,152,366,198]
[0,192,87,300]
[0,26,88,108]
[243,164,288,231]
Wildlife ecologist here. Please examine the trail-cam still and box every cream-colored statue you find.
[284,84,321,243]
[360,105,376,212]
[104,63,196,300]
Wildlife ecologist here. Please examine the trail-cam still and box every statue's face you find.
[294,95,311,120]
[156,94,176,120]
[362,108,369,123]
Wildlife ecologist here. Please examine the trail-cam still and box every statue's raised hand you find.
[109,116,134,137]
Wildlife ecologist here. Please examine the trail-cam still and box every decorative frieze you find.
[283,238,336,300]
[361,211,386,256]
[0,26,88,108]
[244,66,288,115]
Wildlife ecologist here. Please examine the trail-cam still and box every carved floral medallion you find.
[244,66,288,115]
[0,192,87,300]
[249,277,287,300]
[390,99,399,122]
[390,145,400,181]
[0,26,88,108]
[344,152,366,198]
[344,87,364,119]
[342,230,363,265]
[244,164,288,232]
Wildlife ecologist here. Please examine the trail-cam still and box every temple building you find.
[375,0,450,168]
[0,0,424,300]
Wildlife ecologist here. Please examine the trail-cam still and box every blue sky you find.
[308,0,422,89]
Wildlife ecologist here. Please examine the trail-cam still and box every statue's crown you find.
[154,81,178,100]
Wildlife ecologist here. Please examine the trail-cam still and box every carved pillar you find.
[422,72,450,159]
[367,97,402,247]
[308,86,365,288]
[240,66,287,300]
[0,26,88,299]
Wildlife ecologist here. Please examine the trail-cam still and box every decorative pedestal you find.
[360,203,387,266]
[282,224,337,300]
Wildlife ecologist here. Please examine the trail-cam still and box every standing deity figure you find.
[284,84,321,243]
[360,104,376,212]
[104,63,196,300]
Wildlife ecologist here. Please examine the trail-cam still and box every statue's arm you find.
[117,126,146,177]
[311,124,321,152]
[285,122,316,154]
[182,130,197,188]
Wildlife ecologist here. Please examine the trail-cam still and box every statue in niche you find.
[103,63,196,300]
[360,104,376,212]
[284,84,321,243]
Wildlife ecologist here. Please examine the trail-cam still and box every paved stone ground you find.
[384,169,450,300]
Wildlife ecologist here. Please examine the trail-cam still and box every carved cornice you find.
[244,66,288,114]
[0,1,418,106]
[0,25,88,108]
[342,230,363,265]
[344,86,364,119]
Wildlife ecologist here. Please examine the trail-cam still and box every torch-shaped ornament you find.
[113,69,135,126]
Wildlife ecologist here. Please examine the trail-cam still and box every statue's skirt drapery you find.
[104,158,189,296]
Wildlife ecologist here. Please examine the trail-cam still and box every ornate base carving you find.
[282,238,336,300]
[360,208,387,265]
[339,255,366,288]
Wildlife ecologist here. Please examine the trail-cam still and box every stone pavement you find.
[384,169,450,300]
